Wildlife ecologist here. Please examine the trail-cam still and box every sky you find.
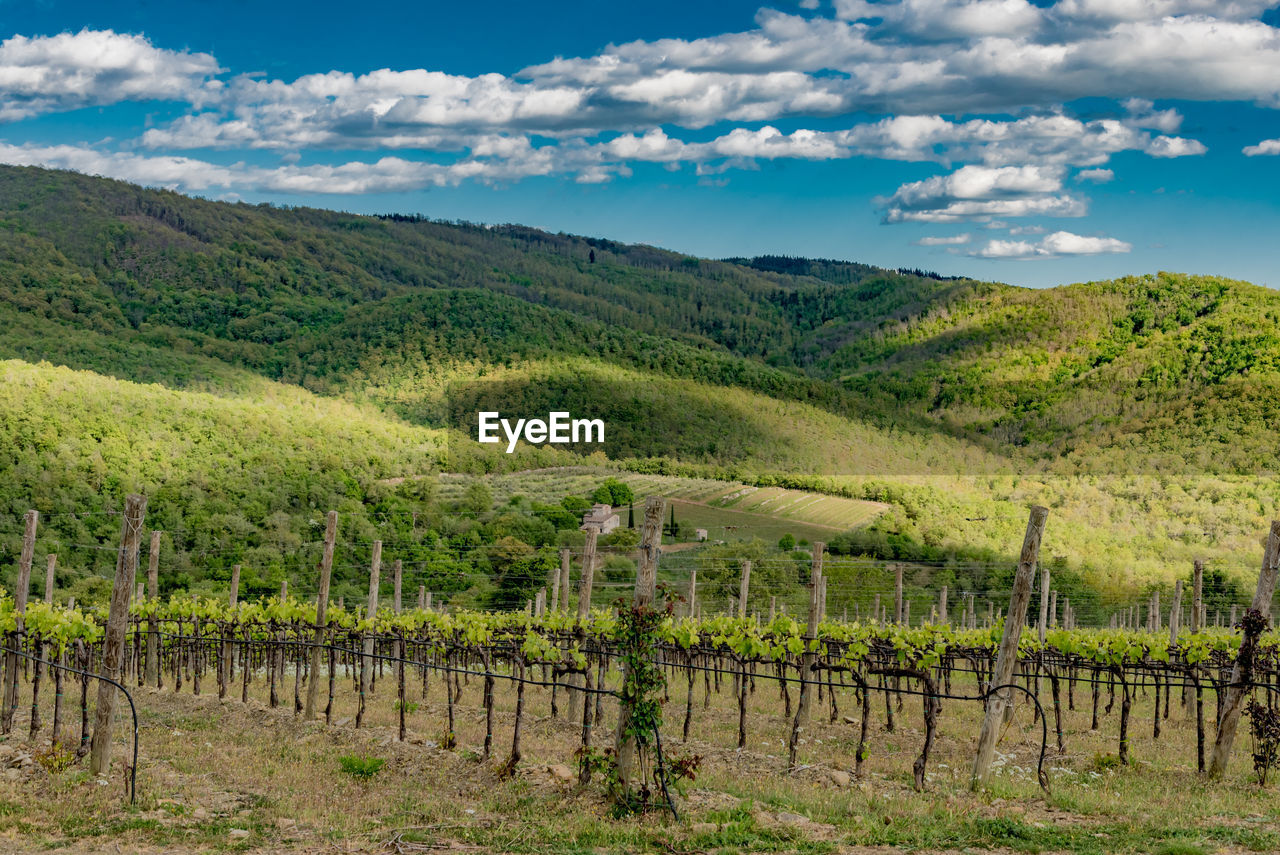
[2,0,1280,287]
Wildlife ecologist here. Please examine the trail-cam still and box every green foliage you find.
[337,755,385,781]
[561,495,591,513]
[463,482,493,515]
[593,478,634,507]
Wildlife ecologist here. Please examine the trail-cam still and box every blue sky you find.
[2,1,1280,287]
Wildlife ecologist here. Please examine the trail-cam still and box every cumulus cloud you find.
[0,4,1263,238]
[970,229,1132,258]
[0,29,218,121]
[880,164,1088,222]
[0,140,634,194]
[1076,168,1114,182]
[914,233,972,245]
[1243,138,1280,155]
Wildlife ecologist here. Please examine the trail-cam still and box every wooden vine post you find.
[971,505,1048,789]
[688,568,697,617]
[738,560,751,620]
[894,564,904,624]
[1191,560,1204,633]
[393,559,402,615]
[554,549,568,612]
[90,494,146,775]
[304,511,338,720]
[612,495,665,804]
[788,542,824,768]
[564,525,599,722]
[357,540,381,728]
[1208,520,1280,778]
[219,565,240,699]
[145,531,162,686]
[3,510,37,733]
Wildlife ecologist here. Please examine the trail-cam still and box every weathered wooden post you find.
[972,506,1047,789]
[1036,568,1050,704]
[551,555,563,613]
[1191,560,1204,633]
[894,563,904,624]
[304,511,337,720]
[578,527,599,621]
[3,510,37,733]
[90,495,146,775]
[356,540,381,728]
[393,559,402,615]
[219,564,241,699]
[688,568,697,617]
[44,550,56,604]
[559,548,572,613]
[613,496,665,801]
[1208,520,1280,778]
[938,585,948,625]
[738,560,751,620]
[1168,580,1183,647]
[417,585,425,610]
[1038,569,1050,645]
[788,542,824,768]
[567,525,599,721]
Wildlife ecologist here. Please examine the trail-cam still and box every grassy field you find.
[1,651,1278,854]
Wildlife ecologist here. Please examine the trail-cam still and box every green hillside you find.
[2,164,1279,609]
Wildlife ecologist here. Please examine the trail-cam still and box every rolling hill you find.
[2,163,1278,608]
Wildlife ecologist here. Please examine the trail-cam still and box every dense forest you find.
[2,164,1279,607]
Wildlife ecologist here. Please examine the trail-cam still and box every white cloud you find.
[0,7,1260,241]
[0,29,218,121]
[1146,135,1207,157]
[914,233,972,245]
[835,0,1045,40]
[881,164,1088,222]
[1243,138,1280,155]
[1076,167,1114,182]
[970,229,1132,258]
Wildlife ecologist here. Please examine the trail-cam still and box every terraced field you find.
[436,466,886,542]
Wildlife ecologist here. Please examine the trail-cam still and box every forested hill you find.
[6,164,1280,603]
[4,164,1280,476]
[0,164,984,373]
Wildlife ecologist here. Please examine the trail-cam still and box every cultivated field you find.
[436,467,887,544]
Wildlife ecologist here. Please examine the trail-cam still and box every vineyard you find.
[4,493,1280,848]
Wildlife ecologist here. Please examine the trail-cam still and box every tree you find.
[592,478,634,507]
[778,533,795,550]
[486,537,554,610]
[463,481,493,515]
[665,505,681,539]
[561,495,591,513]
